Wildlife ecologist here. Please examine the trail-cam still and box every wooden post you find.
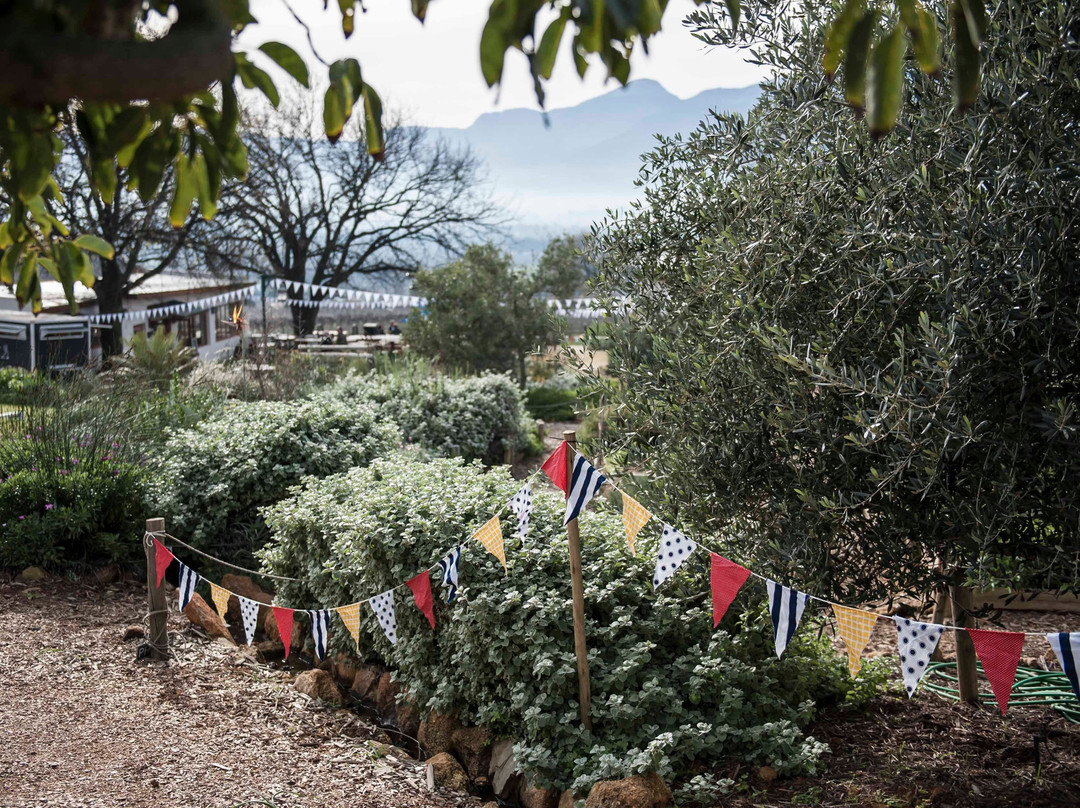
[950,583,980,704]
[564,430,593,730]
[144,517,169,660]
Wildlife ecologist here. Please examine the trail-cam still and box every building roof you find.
[0,272,252,313]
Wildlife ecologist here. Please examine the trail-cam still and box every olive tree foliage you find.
[0,0,989,315]
[585,0,1080,603]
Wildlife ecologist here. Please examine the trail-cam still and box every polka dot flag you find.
[652,524,697,589]
[473,515,506,571]
[893,617,944,697]
[238,595,260,645]
[210,582,231,622]
[832,604,878,678]
[621,493,651,556]
[369,589,398,645]
[508,483,533,541]
[336,603,362,651]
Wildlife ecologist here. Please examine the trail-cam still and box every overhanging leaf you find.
[258,42,310,87]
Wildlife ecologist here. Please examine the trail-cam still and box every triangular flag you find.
[407,571,436,630]
[336,603,362,651]
[210,583,231,621]
[1047,632,1080,703]
[238,596,260,645]
[766,580,809,659]
[153,539,174,587]
[272,606,294,660]
[832,604,878,678]
[177,563,200,611]
[540,441,569,495]
[893,617,944,697]
[473,515,506,570]
[652,524,697,589]
[437,546,462,603]
[369,590,398,645]
[621,493,651,555]
[968,628,1025,716]
[710,553,750,627]
[307,609,331,661]
[508,483,533,541]
[564,451,606,525]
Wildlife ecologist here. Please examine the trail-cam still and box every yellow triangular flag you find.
[621,493,651,555]
[473,515,506,571]
[210,583,231,621]
[832,604,878,678]
[336,603,362,651]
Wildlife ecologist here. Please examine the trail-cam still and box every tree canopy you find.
[586,0,1079,603]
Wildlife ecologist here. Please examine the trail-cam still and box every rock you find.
[255,639,285,661]
[183,593,234,643]
[419,711,461,757]
[481,803,500,808]
[521,781,560,808]
[221,574,273,631]
[585,773,672,808]
[264,608,303,651]
[121,625,145,643]
[426,752,470,793]
[559,791,580,808]
[452,725,492,781]
[331,653,359,686]
[293,669,343,704]
[489,738,518,798]
[16,566,46,583]
[351,664,385,701]
[93,566,120,585]
[397,700,421,739]
[756,766,778,784]
[375,672,402,719]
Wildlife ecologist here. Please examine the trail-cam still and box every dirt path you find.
[0,577,480,808]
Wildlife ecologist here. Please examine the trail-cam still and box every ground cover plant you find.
[259,454,875,793]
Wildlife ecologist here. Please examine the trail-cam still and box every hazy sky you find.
[241,0,764,129]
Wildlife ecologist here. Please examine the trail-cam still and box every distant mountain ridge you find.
[423,79,760,260]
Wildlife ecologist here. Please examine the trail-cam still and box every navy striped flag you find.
[438,546,462,603]
[1047,632,1080,703]
[177,562,200,612]
[306,609,331,661]
[766,579,809,659]
[564,451,606,525]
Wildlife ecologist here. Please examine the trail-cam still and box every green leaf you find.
[724,0,740,32]
[843,10,877,112]
[169,155,197,228]
[258,42,310,87]
[192,153,218,220]
[868,24,907,138]
[237,54,281,108]
[0,242,25,286]
[323,84,348,143]
[823,0,865,77]
[72,234,115,260]
[537,12,569,80]
[911,6,941,75]
[338,0,356,37]
[15,252,38,308]
[91,159,118,205]
[361,84,385,160]
[480,18,508,87]
[132,126,176,202]
[952,0,981,110]
[411,0,429,22]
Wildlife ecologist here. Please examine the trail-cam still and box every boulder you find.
[756,766,778,784]
[481,803,500,808]
[121,625,145,643]
[16,566,46,583]
[521,781,560,808]
[426,752,470,793]
[489,738,518,798]
[255,639,285,661]
[183,593,234,643]
[559,791,581,808]
[221,574,273,631]
[93,566,120,585]
[351,664,385,701]
[397,700,421,740]
[331,653,359,686]
[419,712,461,757]
[264,608,303,651]
[293,669,343,704]
[375,672,402,719]
[452,725,492,781]
[585,773,672,808]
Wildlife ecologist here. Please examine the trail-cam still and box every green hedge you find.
[524,386,579,421]
[259,454,859,792]
[151,396,400,564]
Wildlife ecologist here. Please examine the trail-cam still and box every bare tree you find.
[208,95,504,335]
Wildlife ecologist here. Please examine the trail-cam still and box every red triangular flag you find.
[710,553,751,628]
[407,571,436,630]
[968,628,1026,716]
[154,539,175,588]
[540,441,569,497]
[273,607,295,660]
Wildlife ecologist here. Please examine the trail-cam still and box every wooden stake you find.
[144,517,169,660]
[950,583,980,704]
[564,430,593,730]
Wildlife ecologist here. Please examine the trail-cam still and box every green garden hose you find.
[923,661,1080,723]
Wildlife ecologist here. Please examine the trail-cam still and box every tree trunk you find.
[94,261,126,359]
[950,583,981,705]
[290,301,319,337]
[517,351,527,389]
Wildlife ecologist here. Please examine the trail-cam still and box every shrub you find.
[321,362,532,463]
[113,325,197,389]
[0,403,149,570]
[259,454,857,792]
[524,386,579,421]
[150,396,400,564]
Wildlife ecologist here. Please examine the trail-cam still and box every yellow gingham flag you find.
[336,603,362,651]
[210,583,231,621]
[621,493,651,555]
[474,515,506,570]
[832,604,878,678]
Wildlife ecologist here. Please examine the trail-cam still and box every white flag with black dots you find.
[369,590,398,645]
[652,524,697,589]
[508,483,533,540]
[893,617,944,697]
[238,596,260,645]
[177,563,200,612]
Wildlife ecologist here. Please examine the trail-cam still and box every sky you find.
[241,0,764,129]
